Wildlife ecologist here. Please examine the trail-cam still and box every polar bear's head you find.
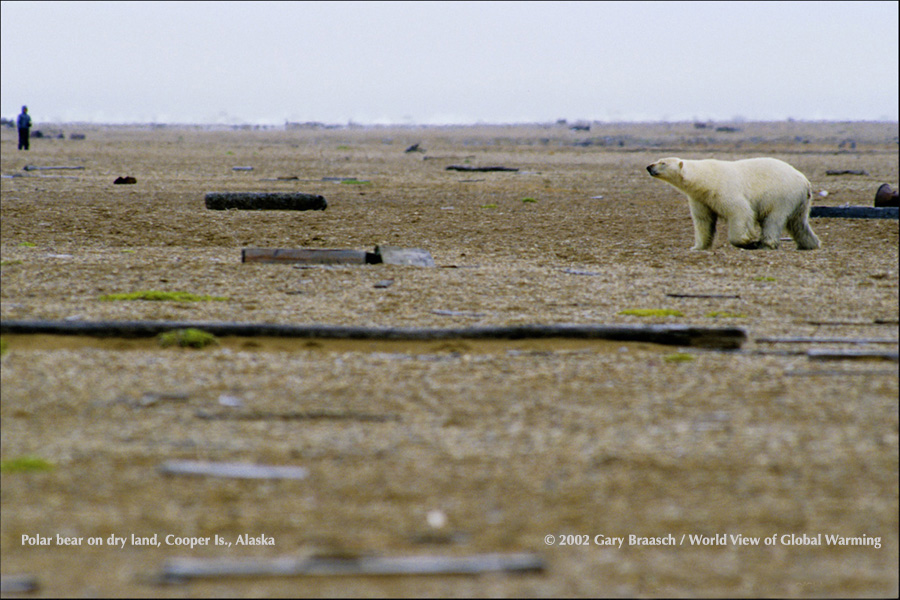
[646,157,684,181]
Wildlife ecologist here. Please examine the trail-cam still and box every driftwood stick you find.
[159,460,309,480]
[22,165,85,171]
[445,165,518,172]
[667,293,741,299]
[161,552,544,583]
[756,337,898,345]
[807,349,899,362]
[806,320,899,326]
[0,320,747,349]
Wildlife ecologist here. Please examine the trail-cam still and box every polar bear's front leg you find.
[689,199,717,250]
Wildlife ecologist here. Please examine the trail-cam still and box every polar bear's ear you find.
[678,161,684,169]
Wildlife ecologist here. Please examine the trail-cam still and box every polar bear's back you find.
[687,157,810,206]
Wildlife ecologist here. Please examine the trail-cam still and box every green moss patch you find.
[99,290,228,302]
[1,455,55,473]
[0,337,8,357]
[521,197,537,203]
[157,328,220,349]
[618,308,684,318]
[706,311,747,318]
[664,352,695,363]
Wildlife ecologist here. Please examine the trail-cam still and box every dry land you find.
[1,121,898,597]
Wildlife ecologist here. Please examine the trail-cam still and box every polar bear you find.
[647,157,820,251]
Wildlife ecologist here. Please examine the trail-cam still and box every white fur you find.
[647,157,820,251]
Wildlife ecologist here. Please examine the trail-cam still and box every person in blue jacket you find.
[17,106,32,150]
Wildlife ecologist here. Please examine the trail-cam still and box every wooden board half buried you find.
[242,248,370,265]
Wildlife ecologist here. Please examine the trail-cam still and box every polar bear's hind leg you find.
[786,202,821,250]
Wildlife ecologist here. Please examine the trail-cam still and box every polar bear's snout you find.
[646,164,658,176]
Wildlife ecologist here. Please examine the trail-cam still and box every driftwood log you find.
[205,192,327,211]
[809,206,898,219]
[0,320,747,349]
[161,552,544,583]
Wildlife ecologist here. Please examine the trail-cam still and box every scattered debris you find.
[138,392,190,407]
[217,394,244,408]
[562,268,602,276]
[825,169,868,176]
[373,279,394,289]
[874,183,899,207]
[159,552,544,583]
[445,165,518,172]
[375,245,436,267]
[159,460,309,480]
[404,143,424,153]
[205,192,327,211]
[69,133,86,140]
[231,166,254,171]
[113,176,137,184]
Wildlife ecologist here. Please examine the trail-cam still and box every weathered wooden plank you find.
[205,192,327,211]
[242,248,369,265]
[809,206,898,219]
[160,552,544,583]
[159,460,309,480]
[374,245,436,267]
[0,320,748,349]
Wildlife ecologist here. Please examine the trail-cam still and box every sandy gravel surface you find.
[1,121,898,597]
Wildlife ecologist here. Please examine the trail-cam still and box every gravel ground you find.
[1,121,898,597]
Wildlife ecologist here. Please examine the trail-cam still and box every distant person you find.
[17,105,32,150]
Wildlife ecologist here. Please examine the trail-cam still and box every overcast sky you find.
[2,0,897,125]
